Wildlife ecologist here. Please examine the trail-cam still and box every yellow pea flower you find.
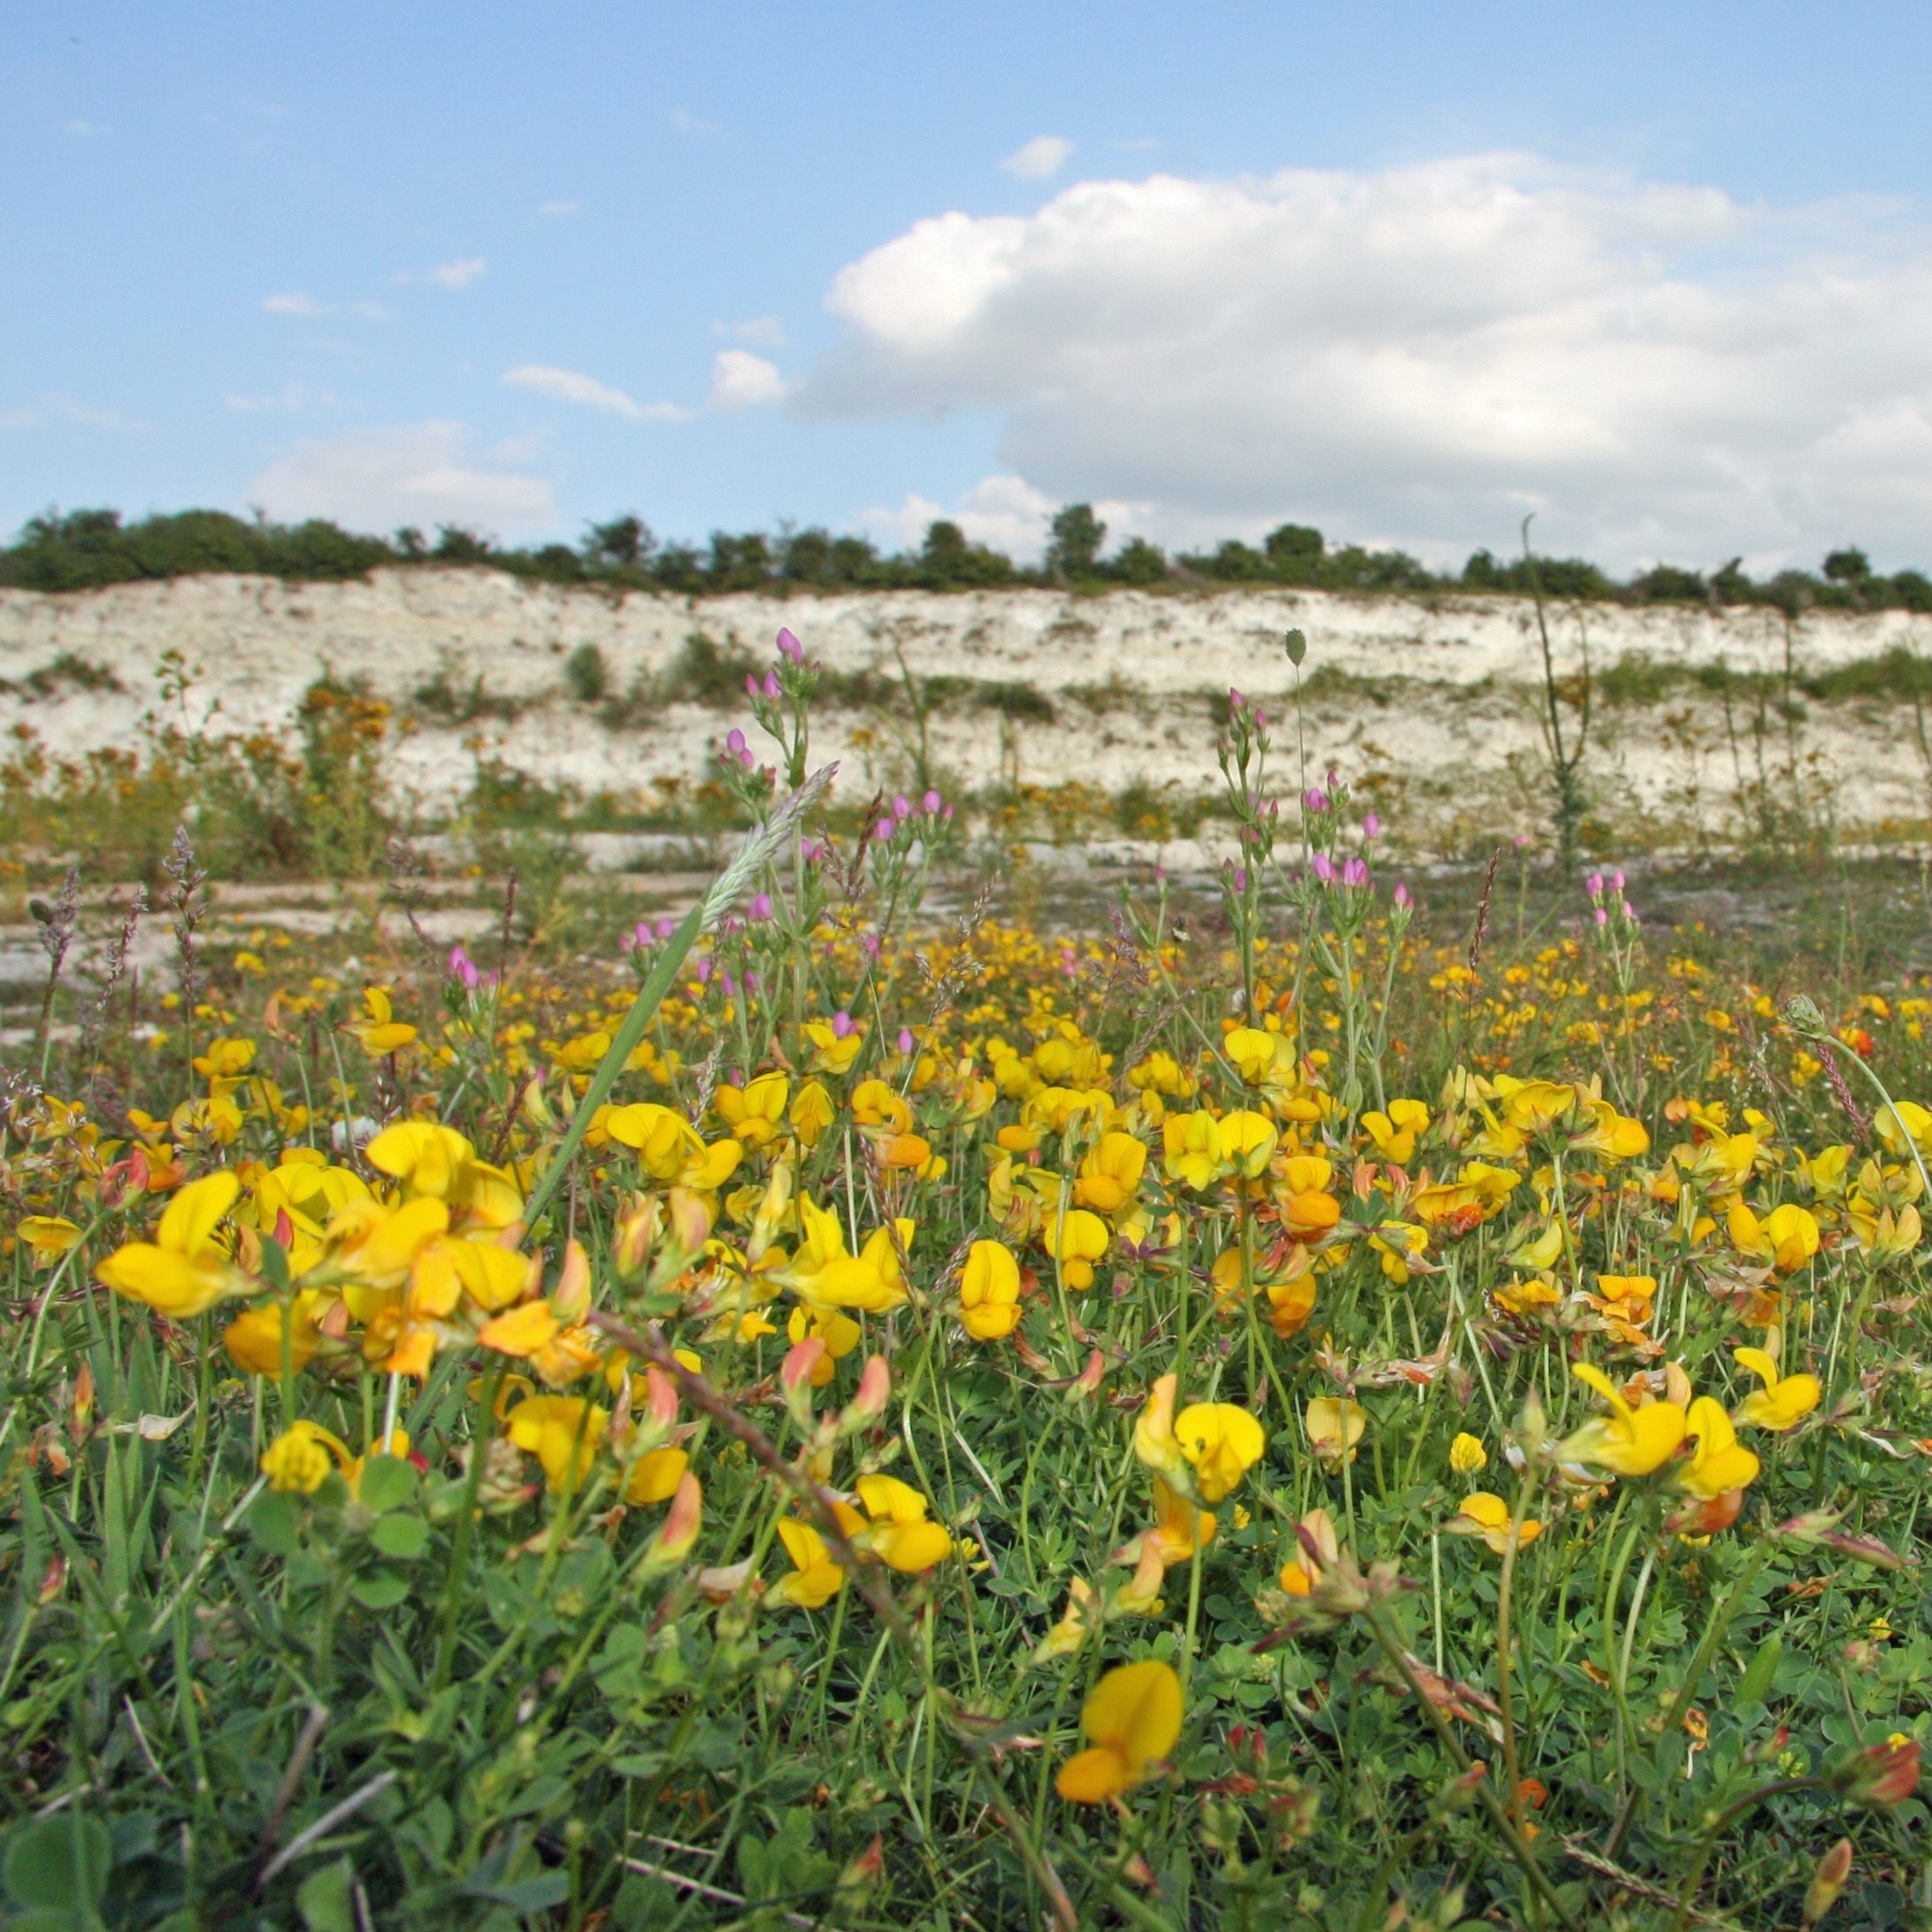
[260,1418,350,1494]
[17,1215,83,1258]
[1729,1200,1821,1272]
[624,1446,689,1506]
[1173,1402,1266,1503]
[1560,1363,1687,1476]
[1305,1396,1367,1468]
[801,1017,864,1076]
[786,1304,862,1382]
[1678,1397,1760,1500]
[958,1238,1022,1340]
[854,1474,953,1572]
[1449,1432,1487,1475]
[1218,1109,1279,1180]
[1055,1660,1184,1805]
[789,1078,836,1148]
[504,1395,609,1491]
[1454,1491,1542,1554]
[96,1171,247,1318]
[769,1517,849,1608]
[1044,1208,1109,1290]
[1162,1111,1225,1191]
[1131,1373,1192,1488]
[222,1292,326,1377]
[1732,1346,1821,1431]
[1073,1131,1148,1216]
[1278,1506,1338,1594]
[1361,1098,1430,1166]
[341,986,417,1055]
[364,1122,472,1200]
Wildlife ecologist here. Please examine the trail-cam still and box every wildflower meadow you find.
[5,622,1932,1932]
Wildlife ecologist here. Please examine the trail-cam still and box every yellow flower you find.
[1131,1373,1192,1488]
[1278,1506,1338,1593]
[1217,1109,1279,1180]
[341,986,417,1054]
[1361,1098,1430,1166]
[1055,1660,1184,1804]
[1131,1477,1216,1568]
[1162,1111,1226,1191]
[1732,1346,1821,1431]
[1874,1100,1932,1159]
[1678,1397,1760,1500]
[505,1395,609,1491]
[958,1238,1022,1340]
[1560,1363,1687,1476]
[1449,1432,1487,1475]
[786,1304,862,1383]
[715,1072,792,1147]
[854,1474,953,1572]
[96,1172,248,1318]
[769,1516,850,1608]
[1305,1396,1367,1468]
[802,1018,864,1076]
[1073,1132,1148,1216]
[18,1215,83,1257]
[223,1292,326,1377]
[1172,1402,1266,1503]
[260,1419,349,1494]
[1454,1491,1542,1554]
[364,1122,474,1200]
[789,1078,836,1148]
[1729,1200,1821,1272]
[624,1446,689,1506]
[1044,1208,1109,1290]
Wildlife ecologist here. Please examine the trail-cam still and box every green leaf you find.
[356,1456,416,1515]
[368,1514,429,1560]
[4,1816,111,1909]
[249,1491,303,1557]
[1738,1632,1782,1706]
[351,1570,411,1611]
[296,1857,356,1932]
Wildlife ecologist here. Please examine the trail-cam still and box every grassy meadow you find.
[2,622,1930,1931]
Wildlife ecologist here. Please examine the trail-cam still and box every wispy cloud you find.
[425,257,487,291]
[710,350,787,410]
[62,118,108,137]
[249,422,555,536]
[2,393,150,432]
[670,107,720,136]
[1001,134,1074,180]
[501,363,687,420]
[263,291,387,320]
[226,382,338,414]
[538,199,581,219]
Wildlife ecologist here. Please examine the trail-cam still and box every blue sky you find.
[10,1,1932,570]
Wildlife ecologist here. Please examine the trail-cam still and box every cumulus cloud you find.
[249,423,555,536]
[797,153,1932,570]
[1001,134,1074,181]
[426,257,487,290]
[710,349,787,410]
[501,364,687,421]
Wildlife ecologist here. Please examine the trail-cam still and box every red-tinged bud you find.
[1668,1487,1745,1536]
[553,1238,592,1322]
[1829,1737,1920,1807]
[840,1354,890,1434]
[665,1185,715,1257]
[1069,1347,1105,1400]
[613,1198,658,1279]
[781,1339,826,1428]
[1438,1761,1488,1813]
[273,1207,295,1250]
[644,1364,678,1430]
[1805,1838,1853,1924]
[836,1835,885,1895]
[640,1471,702,1576]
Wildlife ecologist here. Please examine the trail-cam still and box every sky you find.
[10,1,1932,572]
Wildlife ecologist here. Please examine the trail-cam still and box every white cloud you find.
[862,474,1154,562]
[2,394,149,432]
[710,349,787,410]
[799,153,1932,571]
[263,291,387,320]
[226,382,338,414]
[501,364,687,420]
[716,315,786,349]
[249,423,555,536]
[426,256,487,291]
[670,107,719,136]
[538,199,581,219]
[1001,134,1074,181]
[63,119,108,136]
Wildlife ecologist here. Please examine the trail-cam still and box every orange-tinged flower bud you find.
[840,1354,891,1433]
[1805,1839,1854,1925]
[1830,1737,1920,1808]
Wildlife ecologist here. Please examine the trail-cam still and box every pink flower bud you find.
[645,1364,679,1430]
[842,1354,891,1431]
[922,789,941,813]
[1229,687,1245,710]
[1343,857,1368,886]
[781,1338,827,1423]
[725,728,747,755]
[763,670,781,699]
[1312,852,1336,883]
[831,1010,855,1039]
[893,794,912,819]
[693,955,713,985]
[1594,906,1609,926]
[875,817,894,841]
[1253,705,1265,727]
[1232,866,1248,891]
[1304,787,1329,812]
[776,626,803,663]
[1611,868,1626,891]
[1362,813,1381,840]
[1394,881,1412,909]
[656,916,675,940]
[941,801,954,821]
[747,892,772,921]
[897,1028,915,1054]
[745,672,760,697]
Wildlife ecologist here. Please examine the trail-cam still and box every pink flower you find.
[1594,906,1609,926]
[656,916,675,941]
[1232,866,1248,891]
[1611,868,1626,891]
[1304,787,1330,813]
[747,893,773,921]
[1622,901,1638,924]
[897,1028,916,1054]
[448,944,480,990]
[777,626,803,663]
[893,794,912,819]
[875,816,895,841]
[941,802,954,821]
[763,670,781,699]
[694,956,713,985]
[1312,852,1336,884]
[862,932,882,959]
[1586,872,1604,897]
[744,672,760,697]
[922,789,941,814]
[1254,705,1266,727]
[831,1010,855,1039]
[1342,857,1368,886]
[1229,687,1246,710]
[720,969,739,998]
[1362,813,1381,840]
[1394,882,1412,909]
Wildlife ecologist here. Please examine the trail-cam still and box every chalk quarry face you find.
[2,569,1925,855]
